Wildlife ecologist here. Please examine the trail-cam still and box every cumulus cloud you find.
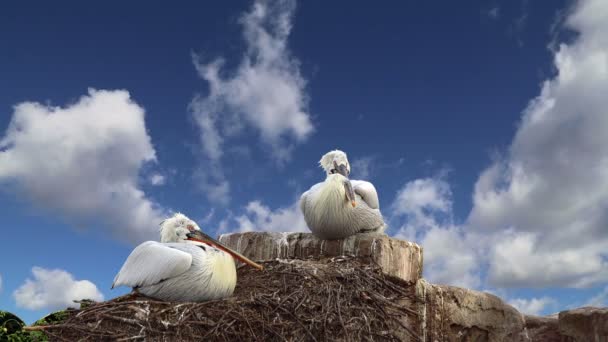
[585,286,608,307]
[14,267,104,311]
[489,231,608,288]
[148,173,166,186]
[468,0,608,288]
[0,89,165,243]
[392,178,452,222]
[219,199,308,234]
[190,0,313,203]
[392,178,480,288]
[350,156,374,180]
[509,296,555,315]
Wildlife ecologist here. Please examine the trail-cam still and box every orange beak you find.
[187,230,263,270]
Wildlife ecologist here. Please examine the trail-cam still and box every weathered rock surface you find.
[219,231,423,283]
[415,279,529,341]
[523,307,608,342]
[524,314,564,341]
[558,307,608,341]
[219,232,608,342]
[21,230,606,341]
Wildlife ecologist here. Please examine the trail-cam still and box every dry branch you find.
[29,257,420,341]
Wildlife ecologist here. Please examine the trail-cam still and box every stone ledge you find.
[415,279,528,341]
[218,232,423,283]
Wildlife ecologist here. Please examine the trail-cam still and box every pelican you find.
[112,213,262,302]
[300,150,386,240]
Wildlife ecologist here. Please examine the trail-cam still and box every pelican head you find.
[159,212,263,270]
[159,212,201,243]
[319,150,351,177]
[319,150,356,207]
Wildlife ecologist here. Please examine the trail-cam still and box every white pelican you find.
[112,213,262,302]
[300,150,386,240]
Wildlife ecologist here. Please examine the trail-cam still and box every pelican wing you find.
[300,182,322,215]
[112,241,193,289]
[352,180,380,209]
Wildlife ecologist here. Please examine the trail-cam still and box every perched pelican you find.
[112,213,262,302]
[300,150,386,240]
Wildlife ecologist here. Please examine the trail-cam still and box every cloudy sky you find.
[1,0,607,322]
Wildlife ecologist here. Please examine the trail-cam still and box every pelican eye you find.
[330,169,337,174]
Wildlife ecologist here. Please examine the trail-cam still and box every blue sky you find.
[1,0,607,323]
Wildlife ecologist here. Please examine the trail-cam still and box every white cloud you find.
[392,178,452,219]
[392,178,480,288]
[489,231,608,288]
[149,173,165,186]
[509,296,555,315]
[221,199,308,234]
[585,286,608,307]
[417,226,480,288]
[190,0,313,203]
[351,156,374,180]
[468,0,608,288]
[0,89,165,243]
[14,267,104,311]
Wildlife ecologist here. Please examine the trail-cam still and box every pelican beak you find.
[186,230,264,270]
[333,160,350,178]
[334,161,356,207]
[344,180,356,207]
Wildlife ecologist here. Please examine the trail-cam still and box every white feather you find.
[135,243,236,302]
[301,175,386,240]
[112,241,192,289]
[301,150,386,239]
[352,180,380,209]
[112,213,238,302]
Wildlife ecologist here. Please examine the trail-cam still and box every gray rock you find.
[415,279,529,341]
[218,231,423,283]
[524,314,565,341]
[524,307,608,342]
[558,307,608,341]
[218,232,607,341]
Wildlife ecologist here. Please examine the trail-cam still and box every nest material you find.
[28,257,421,341]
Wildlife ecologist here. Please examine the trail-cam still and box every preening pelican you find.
[300,150,386,240]
[112,213,263,302]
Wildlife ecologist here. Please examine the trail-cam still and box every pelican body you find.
[112,213,262,302]
[300,150,386,240]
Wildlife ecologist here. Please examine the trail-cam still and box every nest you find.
[27,257,421,341]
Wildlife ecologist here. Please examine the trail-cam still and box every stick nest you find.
[29,257,421,341]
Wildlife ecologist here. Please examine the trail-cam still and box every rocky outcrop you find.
[13,231,606,341]
[558,307,608,341]
[415,279,528,341]
[219,232,539,341]
[524,314,564,341]
[219,232,423,283]
[219,232,608,342]
[525,307,608,341]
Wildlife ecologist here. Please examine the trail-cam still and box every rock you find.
[415,279,529,341]
[558,307,608,341]
[218,232,423,283]
[524,314,565,341]
[523,307,608,342]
